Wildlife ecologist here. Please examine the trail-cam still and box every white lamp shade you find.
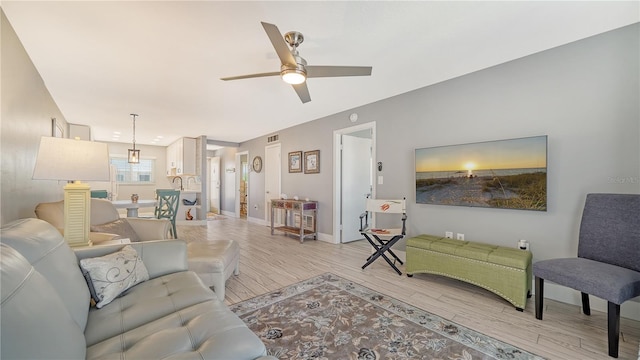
[33,136,110,181]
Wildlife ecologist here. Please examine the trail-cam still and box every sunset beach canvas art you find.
[415,136,547,211]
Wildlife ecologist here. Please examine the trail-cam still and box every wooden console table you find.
[270,199,318,243]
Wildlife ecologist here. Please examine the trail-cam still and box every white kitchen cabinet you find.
[166,137,196,175]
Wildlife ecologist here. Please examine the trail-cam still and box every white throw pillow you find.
[80,245,149,308]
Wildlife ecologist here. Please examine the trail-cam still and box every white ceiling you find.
[3,1,638,146]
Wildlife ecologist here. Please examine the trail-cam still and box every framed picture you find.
[415,135,547,211]
[51,118,65,138]
[288,151,302,173]
[304,150,320,174]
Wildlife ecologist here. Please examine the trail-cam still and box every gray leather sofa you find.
[1,218,275,360]
[35,198,171,244]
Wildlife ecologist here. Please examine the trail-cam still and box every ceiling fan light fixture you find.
[281,68,306,85]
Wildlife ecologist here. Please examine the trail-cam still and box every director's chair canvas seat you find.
[359,199,407,275]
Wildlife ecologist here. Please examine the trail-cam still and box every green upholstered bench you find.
[406,234,532,311]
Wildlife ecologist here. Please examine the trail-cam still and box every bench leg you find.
[608,302,620,358]
[535,277,543,320]
[581,292,591,315]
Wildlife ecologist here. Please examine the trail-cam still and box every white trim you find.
[222,209,236,218]
[333,121,376,244]
[235,151,248,219]
[264,143,282,223]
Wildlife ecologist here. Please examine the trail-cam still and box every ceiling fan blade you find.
[220,72,280,81]
[306,66,372,78]
[261,22,296,66]
[292,83,311,103]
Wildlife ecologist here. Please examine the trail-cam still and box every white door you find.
[208,157,221,214]
[264,144,281,223]
[341,134,372,242]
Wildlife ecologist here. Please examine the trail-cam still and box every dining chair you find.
[90,190,108,199]
[533,193,640,358]
[155,189,180,238]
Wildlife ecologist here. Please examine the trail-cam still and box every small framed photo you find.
[304,150,320,174]
[288,151,302,173]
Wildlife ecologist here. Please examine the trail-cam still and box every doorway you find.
[207,156,221,214]
[264,144,281,223]
[235,151,248,219]
[333,122,375,244]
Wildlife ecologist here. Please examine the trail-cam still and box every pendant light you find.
[128,113,140,163]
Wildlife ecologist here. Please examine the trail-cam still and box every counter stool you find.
[187,240,240,301]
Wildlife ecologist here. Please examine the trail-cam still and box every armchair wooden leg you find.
[608,302,620,358]
[581,292,591,315]
[535,277,543,320]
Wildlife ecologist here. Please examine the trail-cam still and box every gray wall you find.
[241,23,639,252]
[1,9,70,223]
[238,23,639,316]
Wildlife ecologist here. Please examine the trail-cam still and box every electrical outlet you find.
[445,231,453,239]
[456,233,465,240]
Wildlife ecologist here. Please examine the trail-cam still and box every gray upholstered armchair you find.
[533,193,640,358]
[35,198,171,244]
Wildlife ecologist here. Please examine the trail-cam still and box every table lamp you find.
[33,136,110,247]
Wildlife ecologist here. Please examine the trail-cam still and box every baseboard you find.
[246,216,266,226]
[221,210,236,217]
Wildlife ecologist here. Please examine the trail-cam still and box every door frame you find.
[264,143,282,223]
[235,151,248,218]
[207,156,221,214]
[333,121,376,244]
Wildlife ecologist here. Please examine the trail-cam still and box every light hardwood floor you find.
[179,218,640,360]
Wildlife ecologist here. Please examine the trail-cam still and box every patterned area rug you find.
[230,273,543,360]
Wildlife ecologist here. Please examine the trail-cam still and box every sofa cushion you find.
[0,218,91,330]
[35,198,122,227]
[91,218,142,242]
[1,243,87,359]
[86,300,268,360]
[84,271,218,346]
[80,245,150,308]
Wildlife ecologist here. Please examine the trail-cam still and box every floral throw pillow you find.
[80,245,149,308]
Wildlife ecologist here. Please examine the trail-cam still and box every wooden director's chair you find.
[359,198,407,275]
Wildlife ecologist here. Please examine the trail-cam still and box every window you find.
[110,157,155,184]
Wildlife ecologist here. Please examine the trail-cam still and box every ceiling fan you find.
[220,22,372,103]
